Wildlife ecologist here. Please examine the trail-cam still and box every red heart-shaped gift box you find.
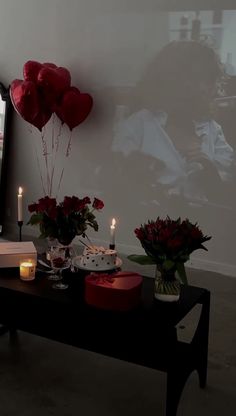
[85,271,143,311]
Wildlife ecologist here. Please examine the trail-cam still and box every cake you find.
[80,246,117,270]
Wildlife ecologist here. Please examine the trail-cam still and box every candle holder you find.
[17,221,23,242]
[109,244,115,250]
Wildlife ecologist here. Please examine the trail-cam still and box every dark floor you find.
[0,253,235,415]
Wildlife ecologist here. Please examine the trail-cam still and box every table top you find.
[0,267,210,369]
[0,267,208,327]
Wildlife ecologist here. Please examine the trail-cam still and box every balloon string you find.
[50,122,63,197]
[35,146,47,196]
[41,128,50,195]
[51,113,55,152]
[31,127,46,196]
[49,115,55,196]
[56,167,64,199]
[56,129,73,197]
[49,114,55,193]
[49,113,55,196]
[66,130,73,157]
[56,122,62,152]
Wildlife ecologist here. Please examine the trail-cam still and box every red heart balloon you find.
[55,86,80,123]
[56,88,93,130]
[37,66,71,104]
[23,61,43,82]
[32,107,52,131]
[43,62,57,69]
[10,79,52,131]
[10,79,40,123]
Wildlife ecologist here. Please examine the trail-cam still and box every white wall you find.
[1,0,236,276]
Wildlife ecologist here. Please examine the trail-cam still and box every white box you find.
[0,241,37,268]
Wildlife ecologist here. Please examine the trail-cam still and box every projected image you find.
[112,10,236,206]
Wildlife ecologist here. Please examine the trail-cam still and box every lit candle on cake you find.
[110,218,116,249]
[17,187,23,222]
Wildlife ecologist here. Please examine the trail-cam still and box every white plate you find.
[72,256,122,272]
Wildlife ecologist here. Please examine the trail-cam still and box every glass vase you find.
[46,237,59,260]
[49,245,71,290]
[46,239,76,281]
[154,266,180,302]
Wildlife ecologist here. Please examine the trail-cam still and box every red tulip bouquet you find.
[128,217,211,284]
[28,195,104,246]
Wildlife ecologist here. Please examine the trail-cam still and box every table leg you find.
[165,289,210,415]
[0,324,18,346]
[166,368,191,416]
[9,327,18,345]
[0,324,9,336]
[191,290,210,388]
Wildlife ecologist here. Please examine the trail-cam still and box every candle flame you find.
[111,218,116,228]
[18,187,23,195]
[20,261,33,267]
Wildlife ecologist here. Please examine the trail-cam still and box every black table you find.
[0,268,210,416]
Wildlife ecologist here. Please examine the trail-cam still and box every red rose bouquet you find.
[28,195,104,246]
[128,216,211,284]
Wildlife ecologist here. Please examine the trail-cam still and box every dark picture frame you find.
[0,82,12,235]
